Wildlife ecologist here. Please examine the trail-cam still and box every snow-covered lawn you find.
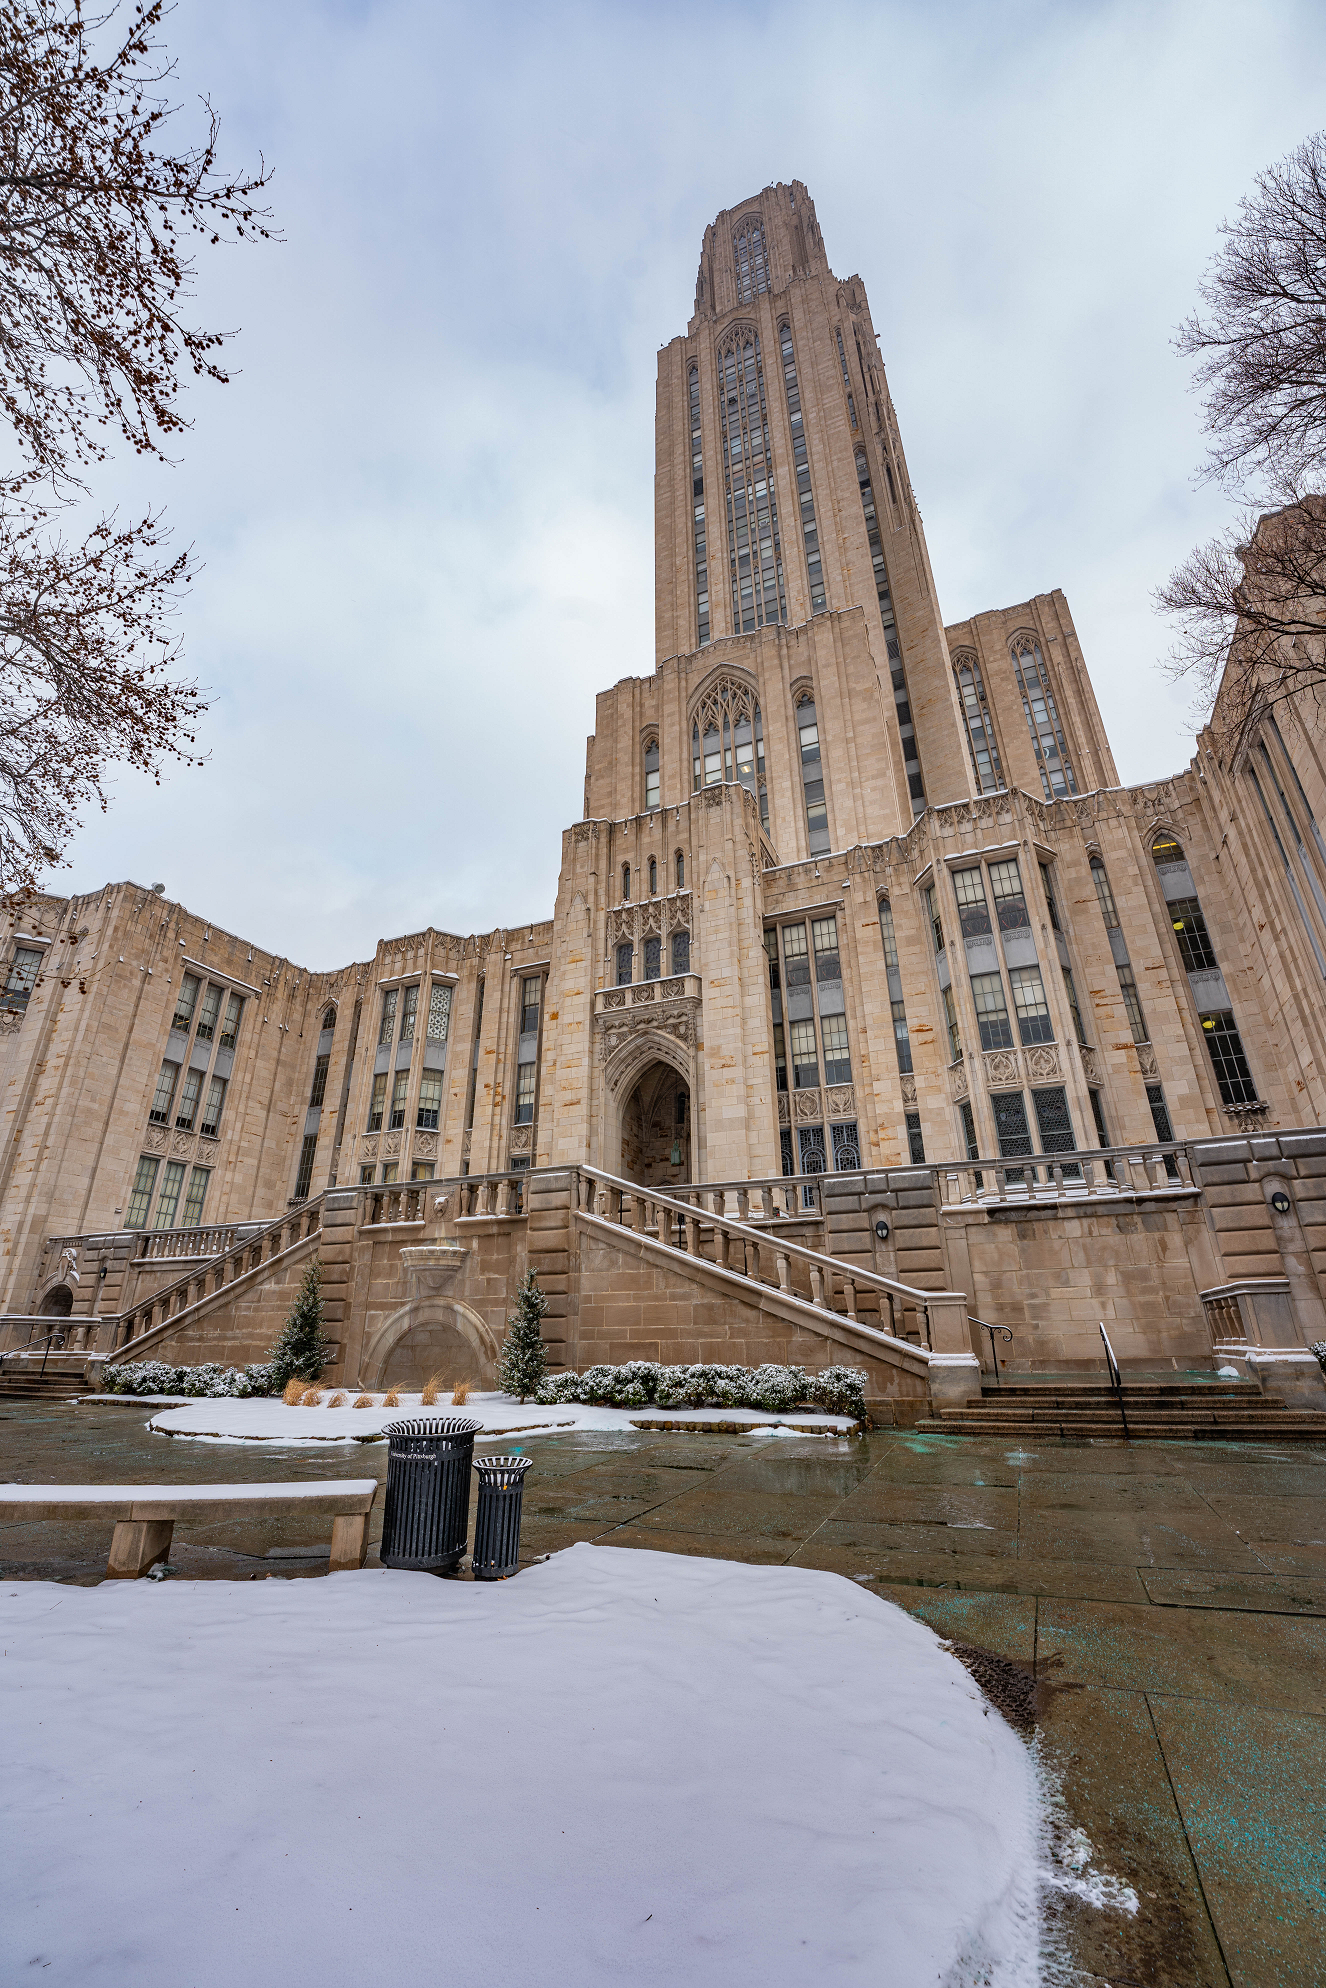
[1,1545,1039,1985]
[143,1390,858,1443]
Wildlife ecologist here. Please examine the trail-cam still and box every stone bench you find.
[0,1479,379,1578]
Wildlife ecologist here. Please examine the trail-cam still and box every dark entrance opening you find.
[621,1062,691,1188]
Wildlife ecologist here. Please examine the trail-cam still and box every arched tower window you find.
[733,217,768,301]
[675,851,685,890]
[691,675,768,827]
[952,653,1004,794]
[621,864,631,903]
[1148,832,1256,1103]
[797,695,829,854]
[718,331,786,633]
[649,856,658,896]
[779,322,826,614]
[1011,639,1077,800]
[688,365,709,646]
[643,736,659,811]
[321,1005,336,1031]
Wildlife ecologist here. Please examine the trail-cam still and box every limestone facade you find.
[4,182,1326,1365]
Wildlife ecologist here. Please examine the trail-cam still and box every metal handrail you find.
[0,1325,69,1374]
[970,1316,1013,1387]
[1099,1321,1130,1440]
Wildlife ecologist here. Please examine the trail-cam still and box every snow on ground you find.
[1,1544,1040,1986]
[143,1390,857,1443]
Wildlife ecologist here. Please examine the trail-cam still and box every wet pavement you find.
[3,1400,1325,1984]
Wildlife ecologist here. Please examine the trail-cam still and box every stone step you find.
[915,1415,1326,1440]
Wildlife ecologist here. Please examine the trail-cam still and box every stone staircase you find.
[0,1357,87,1403]
[916,1377,1326,1442]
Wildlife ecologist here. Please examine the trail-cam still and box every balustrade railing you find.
[574,1164,949,1350]
[107,1198,326,1357]
[437,1171,527,1220]
[133,1222,265,1262]
[939,1142,1193,1207]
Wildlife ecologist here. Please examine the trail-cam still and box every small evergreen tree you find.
[497,1270,548,1401]
[268,1260,331,1391]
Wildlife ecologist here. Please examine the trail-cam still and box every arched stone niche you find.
[360,1296,503,1391]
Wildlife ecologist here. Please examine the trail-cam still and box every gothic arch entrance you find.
[620,1060,691,1187]
[38,1283,74,1317]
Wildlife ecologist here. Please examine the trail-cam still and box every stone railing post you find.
[318,1190,359,1373]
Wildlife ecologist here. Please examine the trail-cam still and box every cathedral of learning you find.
[5,183,1326,1408]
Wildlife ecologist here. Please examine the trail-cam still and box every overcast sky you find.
[47,0,1326,967]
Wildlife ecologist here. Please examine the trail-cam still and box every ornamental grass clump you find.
[282,1378,306,1407]
[301,1386,323,1407]
[382,1387,400,1407]
[325,1391,346,1408]
[451,1376,472,1406]
[352,1394,374,1409]
[420,1373,443,1406]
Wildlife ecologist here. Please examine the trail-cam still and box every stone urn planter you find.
[399,1244,468,1300]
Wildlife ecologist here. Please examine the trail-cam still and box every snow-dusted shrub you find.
[103,1359,276,1398]
[530,1360,868,1421]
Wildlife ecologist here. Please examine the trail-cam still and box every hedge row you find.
[102,1359,277,1398]
[535,1361,868,1420]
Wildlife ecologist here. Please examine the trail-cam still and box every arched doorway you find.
[38,1284,74,1317]
[621,1060,691,1187]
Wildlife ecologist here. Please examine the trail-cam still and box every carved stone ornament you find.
[414,1132,438,1158]
[144,1127,168,1155]
[360,1135,379,1160]
[0,1011,21,1036]
[383,1132,402,1159]
[983,1048,1022,1090]
[602,988,627,1009]
[949,1060,969,1102]
[461,1128,473,1161]
[793,1088,823,1122]
[171,1132,196,1159]
[1077,1044,1100,1085]
[598,1007,696,1089]
[1135,1044,1160,1080]
[1226,1100,1271,1125]
[509,1123,533,1155]
[899,1074,918,1107]
[1024,1044,1061,1082]
[824,1083,857,1119]
[777,1093,791,1124]
[571,821,597,844]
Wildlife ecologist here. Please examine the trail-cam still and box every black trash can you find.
[380,1417,482,1575]
[471,1455,533,1581]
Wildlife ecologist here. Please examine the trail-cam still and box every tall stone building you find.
[4,183,1326,1386]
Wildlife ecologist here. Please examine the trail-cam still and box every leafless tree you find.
[0,0,274,892]
[1157,133,1326,716]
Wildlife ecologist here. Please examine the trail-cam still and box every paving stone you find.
[1037,1598,1326,1711]
[1140,1569,1326,1616]
[867,1585,1037,1662]
[1019,1507,1266,1572]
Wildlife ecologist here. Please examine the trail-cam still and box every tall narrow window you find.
[514,1064,536,1124]
[648,856,658,896]
[952,654,1003,794]
[905,1113,925,1164]
[219,992,243,1050]
[427,982,452,1042]
[194,983,223,1043]
[733,216,768,300]
[1267,712,1326,867]
[644,936,661,980]
[835,328,858,429]
[520,977,541,1035]
[797,696,829,853]
[988,859,1029,932]
[622,864,631,903]
[671,930,690,975]
[719,334,786,632]
[126,1156,160,1229]
[1012,640,1077,800]
[378,988,398,1047]
[1091,858,1120,928]
[1200,1012,1258,1106]
[171,973,200,1034]
[925,885,945,955]
[992,1092,1034,1164]
[616,942,633,986]
[175,1068,202,1131]
[891,1001,913,1075]
[1145,1082,1174,1143]
[878,897,899,971]
[153,1160,186,1229]
[2,944,41,1010]
[779,323,826,612]
[1032,1087,1078,1171]
[399,984,418,1043]
[832,1122,861,1170]
[688,366,709,645]
[690,676,767,825]
[675,851,685,890]
[1040,863,1062,931]
[294,1135,317,1201]
[181,1166,211,1228]
[811,916,840,982]
[322,1005,336,1033]
[389,1070,409,1130]
[149,1061,179,1126]
[782,922,810,988]
[367,1073,387,1132]
[1009,965,1053,1045]
[1116,964,1149,1044]
[200,1074,226,1138]
[773,1023,789,1092]
[1168,899,1218,974]
[959,1099,979,1161]
[855,445,922,808]
[820,1014,851,1085]
[417,1069,444,1130]
[1063,968,1087,1046]
[309,1054,330,1108]
[790,1018,819,1089]
[644,736,660,810]
[952,866,991,938]
[942,984,962,1061]
[970,972,1014,1050]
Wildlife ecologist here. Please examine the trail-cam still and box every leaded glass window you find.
[219,992,243,1050]
[309,1054,330,1109]
[779,323,826,613]
[906,1112,925,1164]
[952,866,991,938]
[942,984,962,1062]
[1146,1083,1174,1143]
[798,696,829,853]
[1116,964,1148,1044]
[1009,965,1053,1046]
[644,935,661,980]
[790,1017,819,1089]
[417,1069,444,1130]
[378,988,398,1047]
[691,675,768,826]
[1168,899,1218,974]
[820,1013,851,1085]
[200,1075,226,1138]
[798,1124,827,1175]
[832,1121,861,1171]
[1063,968,1087,1046]
[367,1073,387,1132]
[427,983,451,1042]
[733,216,768,300]
[811,916,840,982]
[389,1070,409,1130]
[925,885,945,955]
[294,1135,317,1201]
[970,971,1014,1051]
[1200,1011,1258,1106]
[194,983,223,1043]
[153,1160,186,1229]
[1090,858,1120,930]
[175,1068,201,1131]
[2,944,41,1008]
[878,897,899,972]
[891,1000,913,1074]
[149,1060,178,1126]
[1031,1085,1076,1156]
[688,366,709,644]
[520,977,540,1035]
[182,1166,211,1227]
[952,653,1003,794]
[988,858,1029,932]
[399,984,418,1042]
[992,1092,1033,1160]
[671,930,690,975]
[616,943,633,987]
[514,1064,536,1125]
[126,1156,159,1229]
[718,333,786,633]
[782,922,809,988]
[1012,640,1077,800]
[171,973,200,1034]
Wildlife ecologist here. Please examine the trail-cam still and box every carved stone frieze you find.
[144,1127,168,1154]
[508,1123,532,1154]
[632,982,656,1003]
[383,1132,402,1158]
[360,1136,379,1161]
[983,1048,1022,1090]
[171,1132,196,1159]
[0,1011,21,1036]
[824,1083,857,1119]
[415,1132,438,1158]
[461,1128,472,1162]
[1226,1100,1271,1126]
[899,1074,918,1107]
[949,1060,969,1102]
[598,1003,697,1090]
[777,1093,791,1124]
[1024,1043,1062,1082]
[793,1088,822,1122]
[602,988,626,1009]
[1076,1044,1100,1084]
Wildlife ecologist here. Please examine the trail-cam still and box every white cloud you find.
[51,0,1326,960]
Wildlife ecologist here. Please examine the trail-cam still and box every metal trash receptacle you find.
[471,1455,533,1580]
[380,1417,481,1574]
